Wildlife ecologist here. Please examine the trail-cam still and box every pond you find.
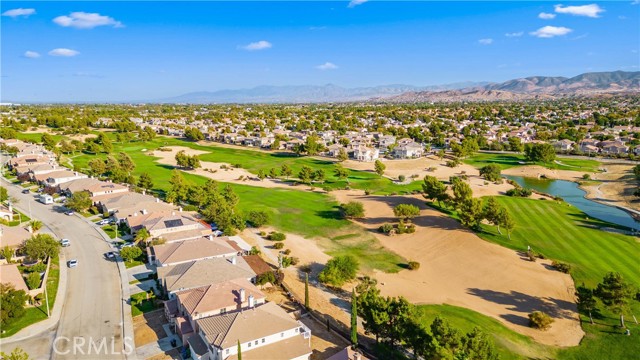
[504,175,640,231]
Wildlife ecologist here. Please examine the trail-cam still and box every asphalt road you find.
[2,182,127,359]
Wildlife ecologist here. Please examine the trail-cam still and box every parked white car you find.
[60,239,70,247]
[67,259,78,268]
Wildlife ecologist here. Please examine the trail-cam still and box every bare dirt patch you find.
[331,190,584,347]
[133,309,167,347]
[581,164,639,211]
[150,146,297,189]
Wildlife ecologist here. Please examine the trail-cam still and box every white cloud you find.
[538,12,556,19]
[53,12,123,29]
[316,62,338,70]
[23,51,41,58]
[2,8,36,18]
[478,38,494,45]
[505,31,524,37]
[633,0,640,5]
[240,40,272,51]
[48,48,80,57]
[554,4,605,18]
[348,0,368,8]
[530,26,573,38]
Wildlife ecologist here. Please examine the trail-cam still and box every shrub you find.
[379,223,394,234]
[529,311,554,330]
[273,242,285,250]
[318,255,359,287]
[29,262,47,273]
[407,261,420,270]
[26,272,41,290]
[506,187,532,197]
[364,189,371,195]
[283,249,291,255]
[255,271,276,286]
[259,231,266,237]
[582,174,591,180]
[341,201,365,219]
[398,175,406,182]
[552,261,571,273]
[268,232,286,241]
[281,256,299,268]
[246,210,271,227]
[120,246,143,263]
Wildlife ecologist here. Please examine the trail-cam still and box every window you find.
[248,342,251,348]
[281,332,284,338]
[226,349,229,355]
[220,308,226,315]
[262,338,265,343]
[295,328,299,332]
[255,340,258,345]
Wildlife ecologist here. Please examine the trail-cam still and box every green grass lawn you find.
[1,256,60,338]
[101,225,118,239]
[65,136,406,273]
[414,304,556,360]
[464,153,602,172]
[427,197,640,360]
[130,292,157,317]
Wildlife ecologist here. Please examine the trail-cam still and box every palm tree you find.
[29,220,43,233]
[134,228,151,245]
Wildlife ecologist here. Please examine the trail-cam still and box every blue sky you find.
[1,1,638,102]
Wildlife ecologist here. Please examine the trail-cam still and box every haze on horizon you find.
[1,1,638,102]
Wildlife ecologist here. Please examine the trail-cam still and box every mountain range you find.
[159,71,639,104]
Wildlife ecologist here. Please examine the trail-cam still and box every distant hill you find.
[157,82,487,104]
[390,71,640,103]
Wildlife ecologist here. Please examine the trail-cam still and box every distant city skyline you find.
[1,1,638,102]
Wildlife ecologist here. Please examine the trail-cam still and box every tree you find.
[451,177,473,205]
[280,164,292,179]
[41,133,57,150]
[422,176,448,207]
[117,152,136,172]
[246,210,270,227]
[257,169,266,181]
[1,347,31,360]
[268,168,279,178]
[101,136,113,154]
[334,165,349,180]
[634,164,640,180]
[28,220,43,233]
[312,169,325,183]
[60,140,75,154]
[431,316,462,354]
[0,283,29,327]
[483,197,503,233]
[528,311,554,330]
[524,143,556,163]
[26,272,41,290]
[120,246,142,263]
[596,272,634,327]
[403,319,433,359]
[21,234,59,261]
[305,273,310,310]
[298,166,313,184]
[459,198,484,229]
[374,160,386,176]
[508,137,524,152]
[237,339,242,360]
[479,164,501,182]
[166,170,189,204]
[337,148,349,162]
[341,202,365,219]
[137,172,154,190]
[88,158,106,176]
[66,191,92,212]
[498,208,515,239]
[175,150,189,168]
[575,283,597,324]
[303,135,322,156]
[462,327,499,360]
[318,255,359,287]
[185,127,204,141]
[134,228,151,245]
[393,204,420,222]
[0,186,8,202]
[357,287,389,344]
[348,289,358,348]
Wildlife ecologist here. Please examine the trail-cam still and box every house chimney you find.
[208,234,213,241]
[142,189,146,195]
[141,209,148,215]
[179,207,182,212]
[156,198,160,203]
[248,294,255,308]
[240,288,246,302]
[133,212,138,217]
[230,257,237,265]
[27,225,33,234]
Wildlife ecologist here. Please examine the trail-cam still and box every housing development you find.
[1,2,639,360]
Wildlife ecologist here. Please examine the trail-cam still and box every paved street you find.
[0,180,130,359]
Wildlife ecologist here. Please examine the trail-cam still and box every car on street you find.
[67,259,78,268]
[65,210,74,216]
[60,239,70,247]
[104,251,117,260]
[22,189,30,194]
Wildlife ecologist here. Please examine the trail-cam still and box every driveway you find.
[129,280,157,296]
[0,179,129,359]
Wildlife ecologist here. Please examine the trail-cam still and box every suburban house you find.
[34,170,87,187]
[352,145,379,162]
[0,224,32,251]
[61,178,130,202]
[189,301,312,360]
[0,204,13,222]
[166,278,266,343]
[552,139,575,152]
[599,140,629,155]
[0,264,29,293]
[147,236,239,267]
[126,211,211,242]
[97,192,169,216]
[392,141,424,159]
[157,257,257,295]
[325,144,345,158]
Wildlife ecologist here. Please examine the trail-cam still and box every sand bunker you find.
[331,190,584,347]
